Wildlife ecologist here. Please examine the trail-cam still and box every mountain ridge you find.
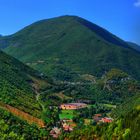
[127,41,140,52]
[0,15,134,49]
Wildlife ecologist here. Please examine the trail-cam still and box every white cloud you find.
[134,0,140,7]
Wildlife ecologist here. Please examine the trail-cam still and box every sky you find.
[0,0,140,45]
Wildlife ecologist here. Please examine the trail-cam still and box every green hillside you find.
[0,50,49,117]
[0,16,140,80]
[0,50,60,139]
[111,93,140,118]
[0,107,47,139]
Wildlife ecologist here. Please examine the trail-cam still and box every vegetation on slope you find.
[112,93,140,118]
[0,50,60,139]
[0,50,49,117]
[0,107,48,140]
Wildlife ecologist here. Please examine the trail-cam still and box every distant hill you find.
[127,42,140,52]
[0,15,140,80]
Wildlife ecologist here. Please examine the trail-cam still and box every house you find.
[61,119,73,123]
[62,123,73,131]
[60,103,87,110]
[50,127,61,138]
[61,119,76,131]
[94,114,102,117]
[101,117,113,123]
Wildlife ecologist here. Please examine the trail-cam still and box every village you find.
[50,102,114,138]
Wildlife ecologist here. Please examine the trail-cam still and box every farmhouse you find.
[101,117,113,123]
[50,127,61,138]
[61,120,76,131]
[60,103,87,110]
[62,123,73,131]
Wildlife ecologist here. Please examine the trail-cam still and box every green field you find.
[59,110,75,120]
[87,104,96,108]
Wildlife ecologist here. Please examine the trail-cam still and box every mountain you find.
[127,42,140,52]
[0,15,140,81]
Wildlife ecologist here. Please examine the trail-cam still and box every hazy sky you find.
[0,0,140,44]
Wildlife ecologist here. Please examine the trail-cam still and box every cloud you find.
[134,0,140,7]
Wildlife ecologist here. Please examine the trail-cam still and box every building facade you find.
[60,103,87,110]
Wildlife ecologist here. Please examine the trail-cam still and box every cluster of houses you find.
[60,103,113,124]
[93,114,113,123]
[50,119,76,138]
[50,103,113,138]
[50,127,61,138]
